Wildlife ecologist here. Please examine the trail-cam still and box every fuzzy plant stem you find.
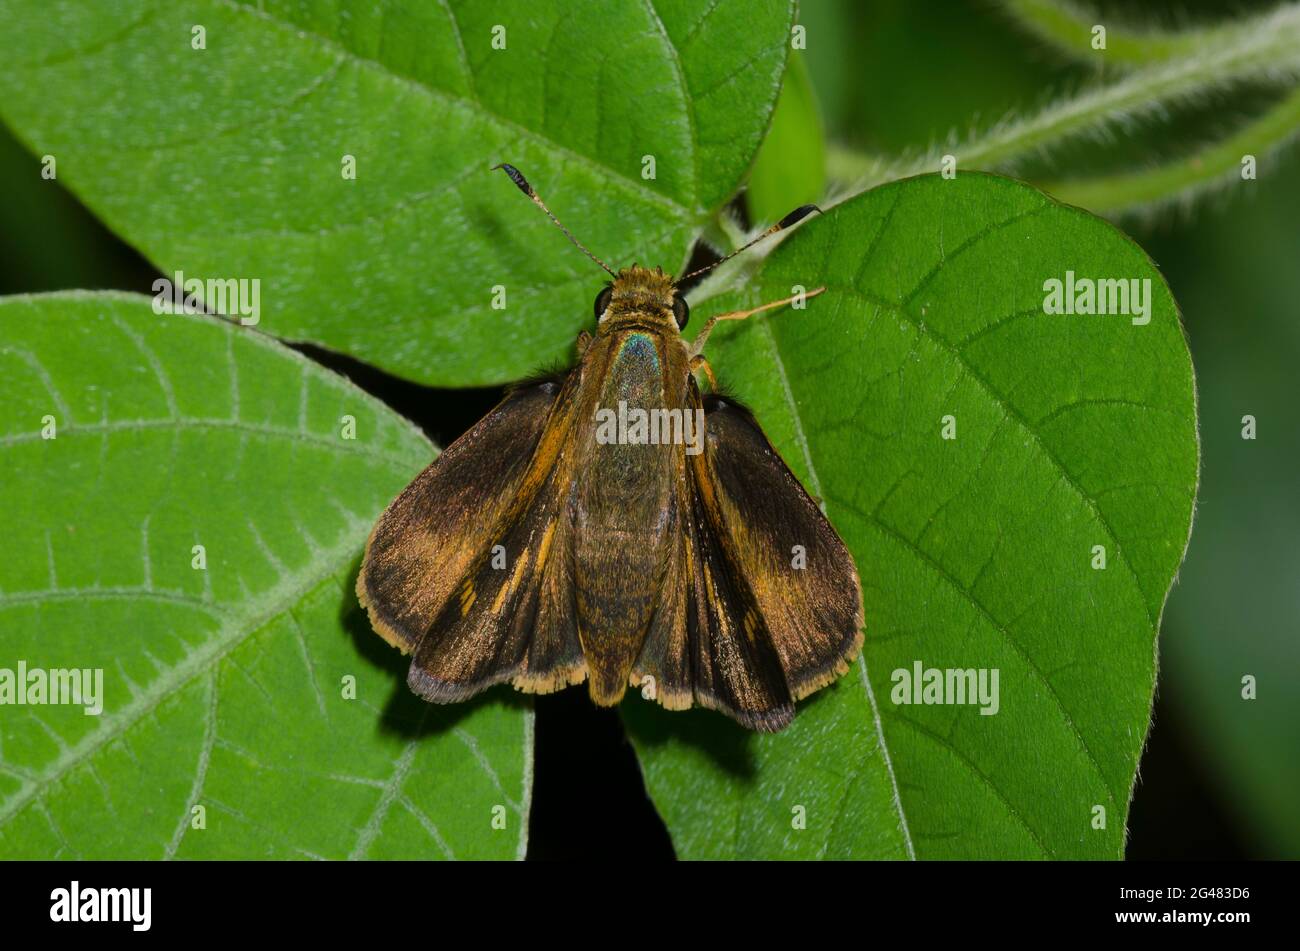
[997,0,1286,68]
[907,8,1300,176]
[1043,85,1300,212]
[826,2,1300,215]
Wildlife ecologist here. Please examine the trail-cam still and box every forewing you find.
[685,498,797,731]
[406,459,586,703]
[356,380,563,652]
[699,394,864,700]
[633,388,797,732]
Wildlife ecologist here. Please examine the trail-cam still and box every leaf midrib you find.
[644,0,700,209]
[0,297,422,829]
[0,523,366,827]
[0,417,417,468]
[750,315,919,861]
[830,279,1160,627]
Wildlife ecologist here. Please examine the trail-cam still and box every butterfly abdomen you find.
[574,326,687,704]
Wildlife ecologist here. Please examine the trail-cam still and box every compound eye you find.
[672,294,690,330]
[593,285,613,321]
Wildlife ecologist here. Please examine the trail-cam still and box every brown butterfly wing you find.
[695,394,864,700]
[684,494,799,731]
[356,378,573,663]
[631,387,802,732]
[362,358,859,725]
[634,389,863,731]
[405,457,586,702]
[633,468,796,730]
[630,498,693,712]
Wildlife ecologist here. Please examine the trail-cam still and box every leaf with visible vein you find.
[627,174,1199,859]
[0,293,530,859]
[0,0,794,385]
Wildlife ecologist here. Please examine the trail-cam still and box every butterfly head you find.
[492,164,818,338]
[595,265,689,332]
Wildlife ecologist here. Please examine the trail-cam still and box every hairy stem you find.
[933,16,1300,173]
[826,145,892,186]
[998,0,1296,68]
[1042,86,1300,213]
[827,3,1300,199]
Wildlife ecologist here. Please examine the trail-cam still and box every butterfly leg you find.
[689,353,718,391]
[689,287,826,358]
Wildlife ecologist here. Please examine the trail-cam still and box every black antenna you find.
[677,204,822,284]
[492,164,617,277]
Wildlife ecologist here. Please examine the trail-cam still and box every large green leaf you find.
[627,174,1198,859]
[0,293,530,859]
[0,0,793,386]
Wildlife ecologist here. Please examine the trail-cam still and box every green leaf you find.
[745,53,826,226]
[0,0,794,386]
[627,174,1198,859]
[0,293,531,859]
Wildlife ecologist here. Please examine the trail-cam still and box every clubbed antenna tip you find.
[678,204,823,284]
[492,162,532,197]
[492,163,616,277]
